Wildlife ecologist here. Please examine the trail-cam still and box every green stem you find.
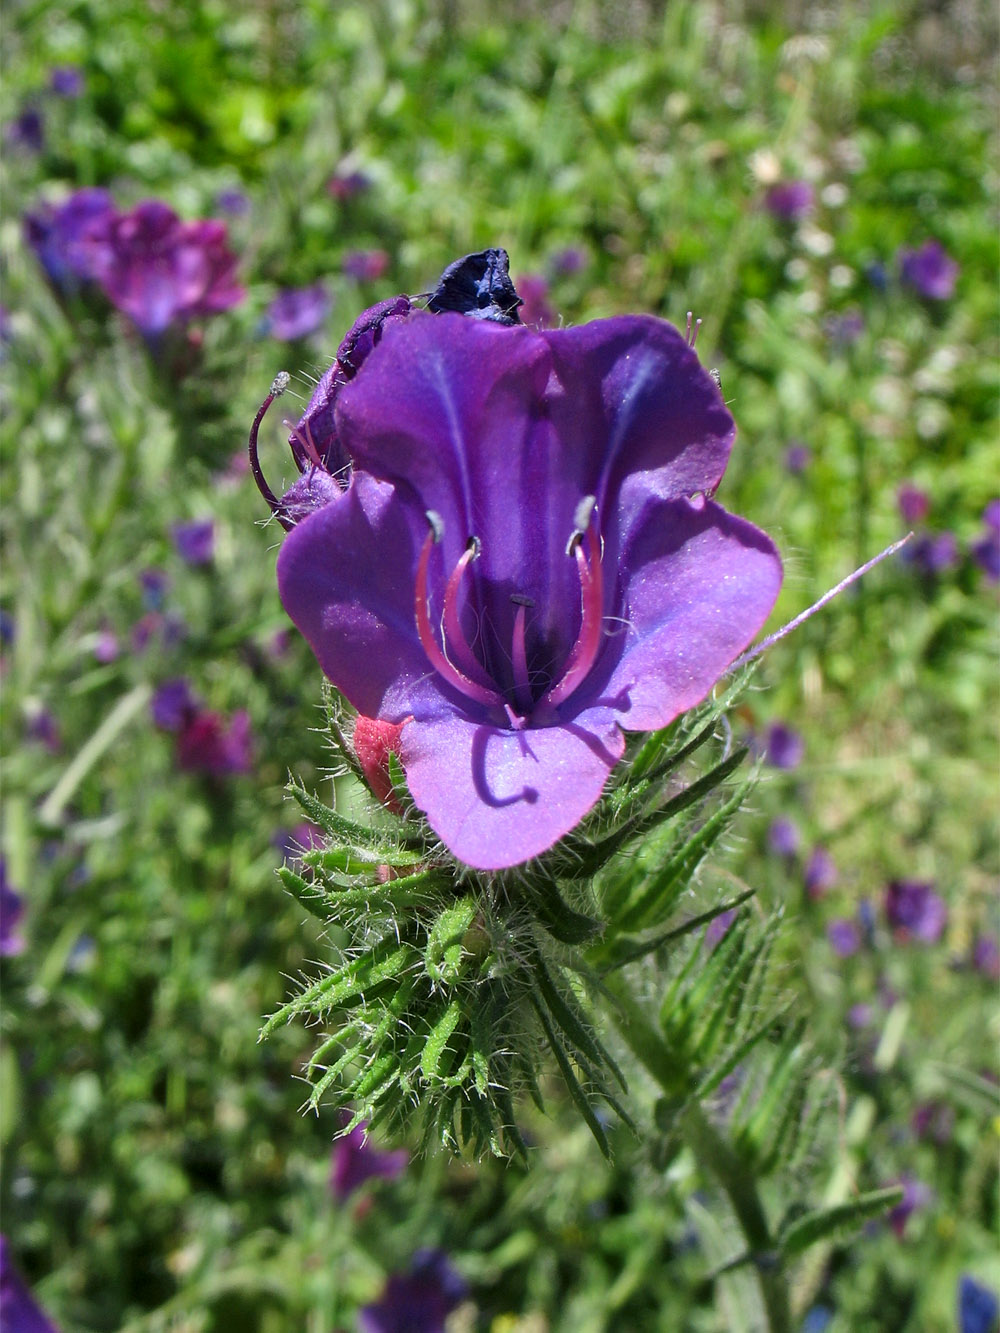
[679,1101,791,1333]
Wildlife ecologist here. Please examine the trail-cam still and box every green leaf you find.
[425,897,479,984]
[779,1187,904,1258]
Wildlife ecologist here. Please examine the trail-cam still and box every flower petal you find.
[400,706,625,870]
[594,497,782,731]
[276,472,450,722]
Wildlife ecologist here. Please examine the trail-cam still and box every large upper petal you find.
[587,496,782,731]
[334,313,585,676]
[276,471,454,722]
[400,706,625,870]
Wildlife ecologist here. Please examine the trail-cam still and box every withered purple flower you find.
[264,270,782,869]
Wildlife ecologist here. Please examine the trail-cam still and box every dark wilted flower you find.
[804,846,837,899]
[516,273,557,329]
[343,249,390,283]
[359,1249,466,1333]
[24,188,115,288]
[177,708,253,777]
[887,1176,930,1238]
[959,1274,999,1333]
[768,816,801,857]
[899,240,959,300]
[88,200,244,337]
[0,861,26,958]
[0,1235,59,1332]
[827,917,860,957]
[884,879,947,944]
[330,1118,408,1199]
[896,482,929,526]
[264,283,331,341]
[784,442,811,474]
[764,722,804,770]
[265,253,782,868]
[763,180,814,221]
[171,518,215,566]
[49,66,84,96]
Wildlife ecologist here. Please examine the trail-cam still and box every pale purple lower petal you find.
[400,706,625,870]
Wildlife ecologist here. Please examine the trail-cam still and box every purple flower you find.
[764,722,804,771]
[215,188,250,215]
[827,917,860,957]
[359,1249,466,1333]
[804,846,837,899]
[342,249,389,283]
[784,443,811,475]
[899,240,959,300]
[0,1235,59,1332]
[49,66,84,96]
[24,188,116,288]
[139,567,170,609]
[330,1119,408,1199]
[865,261,888,291]
[5,107,44,152]
[982,500,1000,533]
[171,519,214,565]
[763,180,814,221]
[1,860,26,958]
[847,1003,873,1028]
[88,200,244,337]
[327,169,372,201]
[959,1275,1000,1333]
[270,290,782,868]
[272,822,325,862]
[706,909,738,948]
[971,520,1000,581]
[896,482,929,526]
[549,246,587,276]
[884,880,947,944]
[176,708,253,777]
[767,816,800,858]
[824,309,864,347]
[911,1100,955,1144]
[151,678,197,731]
[887,1176,930,1238]
[93,627,119,664]
[25,705,61,753]
[904,531,958,576]
[515,274,556,329]
[265,283,331,341]
[971,933,1000,980]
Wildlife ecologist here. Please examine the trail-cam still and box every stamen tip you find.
[425,510,444,542]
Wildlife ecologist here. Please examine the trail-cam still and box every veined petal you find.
[400,707,625,870]
[276,472,454,722]
[594,497,782,731]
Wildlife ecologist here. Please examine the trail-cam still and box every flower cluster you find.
[25,191,244,337]
[253,250,782,869]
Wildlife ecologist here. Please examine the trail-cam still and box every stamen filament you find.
[510,598,534,713]
[249,373,293,531]
[442,539,495,689]
[415,529,504,708]
[541,521,605,710]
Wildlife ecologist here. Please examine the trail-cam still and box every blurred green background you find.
[1,1,997,1329]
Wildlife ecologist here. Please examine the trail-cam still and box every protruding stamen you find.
[686,311,702,347]
[541,518,605,710]
[414,526,504,708]
[249,373,293,530]
[442,536,495,689]
[284,415,324,470]
[510,595,535,712]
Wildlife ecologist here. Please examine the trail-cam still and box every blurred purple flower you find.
[268,274,782,867]
[983,500,1000,533]
[0,1235,59,1331]
[0,861,26,958]
[176,708,253,777]
[0,609,15,646]
[804,846,837,899]
[93,628,119,664]
[139,567,170,609]
[216,188,250,215]
[25,705,61,753]
[5,107,44,153]
[904,531,958,576]
[884,880,947,944]
[865,261,888,292]
[896,483,929,526]
[330,1119,408,1199]
[515,273,557,329]
[49,66,84,96]
[151,678,197,731]
[272,822,325,862]
[959,1275,1000,1333]
[549,246,588,276]
[825,310,864,347]
[706,909,737,948]
[899,240,959,300]
[763,180,814,221]
[911,1100,955,1144]
[784,443,811,475]
[343,249,389,282]
[265,283,331,341]
[847,1003,873,1028]
[827,917,861,958]
[88,200,244,337]
[327,169,372,201]
[172,519,215,566]
[887,1176,930,1238]
[359,1249,466,1333]
[768,816,800,857]
[24,188,115,288]
[971,524,1000,582]
[764,722,804,770]
[971,933,1000,980]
